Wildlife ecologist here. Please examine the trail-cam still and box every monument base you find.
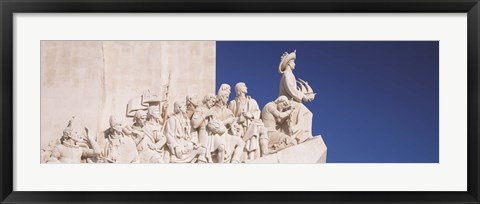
[247,136,327,163]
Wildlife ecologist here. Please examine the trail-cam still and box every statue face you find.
[190,95,198,106]
[220,85,231,95]
[205,97,215,108]
[134,112,147,127]
[220,93,229,104]
[112,123,123,133]
[241,84,248,94]
[288,59,296,70]
[63,128,83,143]
[179,101,187,114]
[148,106,161,119]
[188,95,199,107]
[70,129,82,141]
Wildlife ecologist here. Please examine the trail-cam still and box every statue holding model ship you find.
[278,50,315,144]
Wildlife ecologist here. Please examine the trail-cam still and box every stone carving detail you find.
[164,101,208,163]
[45,116,101,164]
[99,116,139,163]
[42,50,326,163]
[261,96,298,152]
[228,82,268,161]
[278,50,315,143]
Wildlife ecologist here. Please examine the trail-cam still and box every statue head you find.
[147,105,161,120]
[133,110,147,127]
[174,100,187,115]
[278,50,296,73]
[109,115,123,134]
[217,92,229,106]
[186,94,199,109]
[218,83,231,95]
[61,116,84,144]
[216,84,231,105]
[203,93,217,109]
[275,95,290,111]
[235,82,248,96]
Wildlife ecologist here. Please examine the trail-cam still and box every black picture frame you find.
[1,0,479,203]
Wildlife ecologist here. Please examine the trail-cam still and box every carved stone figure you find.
[99,116,139,163]
[164,101,208,163]
[206,120,245,163]
[124,109,167,163]
[190,94,216,162]
[278,50,315,143]
[186,94,200,144]
[228,82,268,160]
[218,83,231,96]
[186,94,199,119]
[47,117,102,163]
[210,84,236,134]
[41,138,60,163]
[261,96,298,152]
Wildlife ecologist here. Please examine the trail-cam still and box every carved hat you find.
[62,116,76,137]
[109,115,122,128]
[278,50,296,74]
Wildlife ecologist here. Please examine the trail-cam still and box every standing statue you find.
[191,94,216,162]
[186,94,200,144]
[278,50,315,143]
[164,101,208,163]
[210,84,237,134]
[47,117,101,163]
[99,116,139,163]
[261,96,298,152]
[228,82,269,160]
[142,105,168,163]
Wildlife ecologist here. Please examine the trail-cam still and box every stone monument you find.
[41,45,327,164]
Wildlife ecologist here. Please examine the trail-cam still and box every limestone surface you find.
[247,136,327,163]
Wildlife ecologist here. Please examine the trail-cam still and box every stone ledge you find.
[247,136,327,163]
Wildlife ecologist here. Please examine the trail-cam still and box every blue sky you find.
[216,41,439,163]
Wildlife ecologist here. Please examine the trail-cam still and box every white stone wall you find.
[41,41,216,148]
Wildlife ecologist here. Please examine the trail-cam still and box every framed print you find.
[1,0,479,203]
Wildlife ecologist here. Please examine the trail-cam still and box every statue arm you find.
[267,104,282,118]
[266,104,291,123]
[154,131,167,149]
[82,133,102,157]
[250,99,261,120]
[223,110,236,125]
[191,111,204,129]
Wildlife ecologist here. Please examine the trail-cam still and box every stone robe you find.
[164,114,206,163]
[191,106,212,151]
[279,69,313,142]
[125,122,167,163]
[211,131,245,163]
[100,130,139,163]
[48,143,84,164]
[228,96,267,155]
